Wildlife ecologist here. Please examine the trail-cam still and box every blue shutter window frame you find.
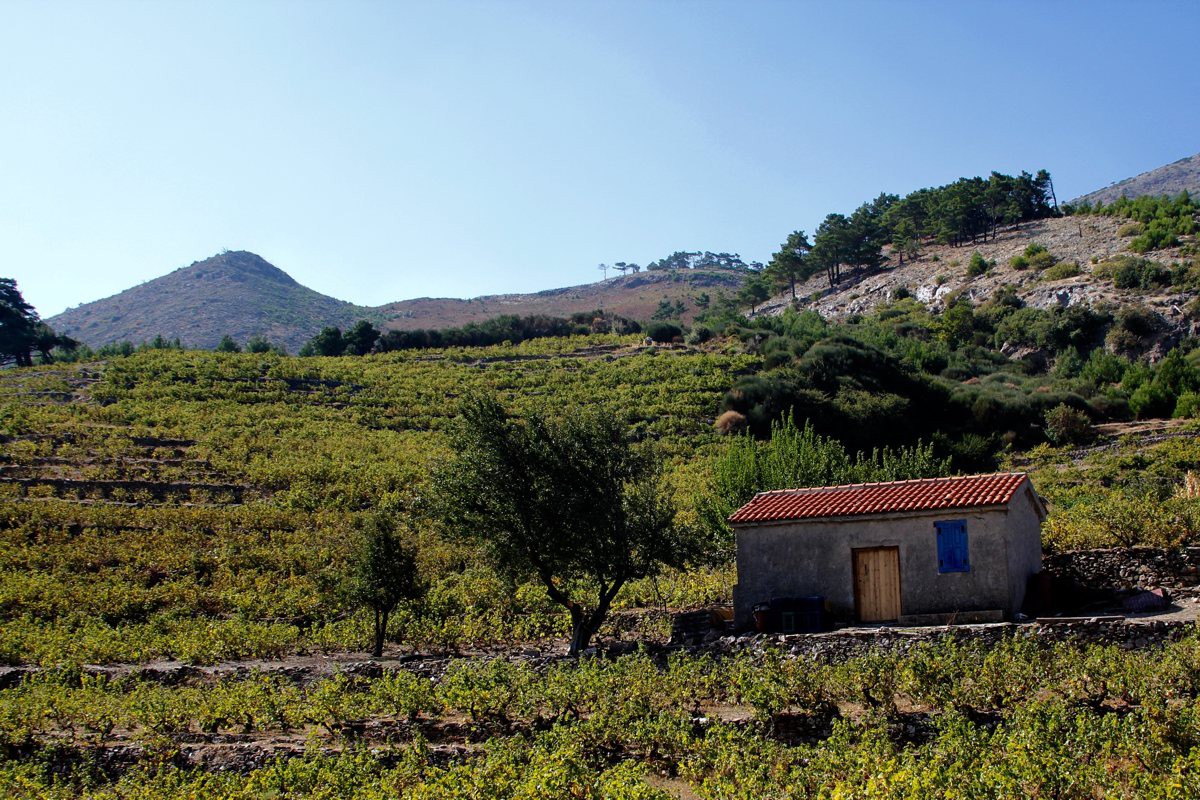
[935,520,970,573]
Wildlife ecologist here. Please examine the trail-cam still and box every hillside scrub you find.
[1068,192,1199,253]
[774,169,1059,290]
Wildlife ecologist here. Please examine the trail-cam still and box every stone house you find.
[730,473,1045,628]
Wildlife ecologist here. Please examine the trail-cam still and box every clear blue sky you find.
[3,0,1198,317]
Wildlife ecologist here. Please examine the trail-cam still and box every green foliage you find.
[10,637,1200,797]
[737,272,771,312]
[432,396,689,654]
[1096,255,1173,289]
[644,321,682,342]
[696,418,948,550]
[0,341,754,664]
[966,251,991,277]
[1045,488,1200,549]
[1044,403,1093,446]
[377,312,640,351]
[299,326,345,356]
[342,320,381,356]
[992,304,1109,355]
[1079,192,1199,253]
[1041,261,1082,281]
[767,230,815,299]
[1010,242,1057,271]
[0,278,75,367]
[350,515,424,657]
[651,298,686,320]
[1106,304,1162,354]
[215,335,241,353]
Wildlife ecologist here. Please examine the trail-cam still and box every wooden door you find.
[853,546,901,622]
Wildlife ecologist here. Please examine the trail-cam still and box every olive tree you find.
[433,395,688,655]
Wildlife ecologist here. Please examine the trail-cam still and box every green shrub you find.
[1130,381,1177,419]
[1117,221,1145,237]
[644,321,682,342]
[1041,262,1082,281]
[684,325,713,345]
[1096,255,1171,289]
[1105,305,1160,354]
[966,252,991,278]
[1023,242,1057,270]
[1174,392,1200,419]
[1044,403,1094,446]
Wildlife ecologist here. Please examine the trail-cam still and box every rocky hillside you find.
[48,251,746,352]
[48,251,374,353]
[755,214,1198,358]
[1071,152,1200,206]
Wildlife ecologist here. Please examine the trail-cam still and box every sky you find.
[2,0,1198,318]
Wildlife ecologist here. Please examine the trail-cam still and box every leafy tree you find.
[433,396,688,655]
[810,213,851,287]
[216,335,241,353]
[342,320,381,356]
[767,230,814,299]
[890,218,920,265]
[142,335,183,351]
[33,323,77,363]
[738,272,771,313]
[0,278,41,366]
[300,327,345,357]
[245,336,274,354]
[349,516,423,658]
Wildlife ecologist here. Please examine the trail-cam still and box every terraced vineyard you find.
[5,340,1200,797]
[0,337,752,667]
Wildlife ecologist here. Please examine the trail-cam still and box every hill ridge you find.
[48,252,746,352]
[1070,152,1200,206]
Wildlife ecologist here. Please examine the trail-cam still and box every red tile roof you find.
[728,473,1031,524]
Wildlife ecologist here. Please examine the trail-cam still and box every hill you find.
[47,251,374,353]
[1070,152,1200,206]
[377,268,744,332]
[755,214,1199,359]
[47,252,746,351]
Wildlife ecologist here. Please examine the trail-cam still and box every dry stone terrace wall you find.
[702,617,1194,661]
[1043,546,1200,591]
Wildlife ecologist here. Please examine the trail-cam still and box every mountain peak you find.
[48,251,365,352]
[178,250,300,287]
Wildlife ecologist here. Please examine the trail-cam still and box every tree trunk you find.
[568,614,594,656]
[372,608,388,658]
[565,582,623,656]
[789,276,796,300]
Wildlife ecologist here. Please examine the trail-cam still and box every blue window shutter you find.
[936,520,969,573]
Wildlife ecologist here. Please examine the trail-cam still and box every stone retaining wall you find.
[1043,547,1200,590]
[702,617,1192,662]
